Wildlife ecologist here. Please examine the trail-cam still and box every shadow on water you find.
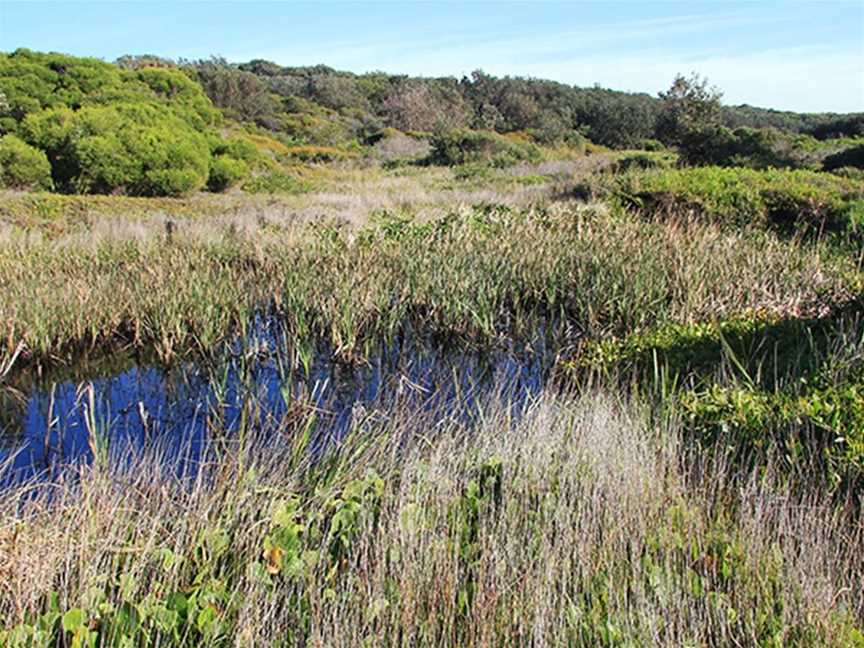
[0,314,561,486]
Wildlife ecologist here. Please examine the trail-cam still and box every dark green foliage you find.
[823,144,864,171]
[650,75,821,170]
[655,73,729,166]
[717,127,785,167]
[192,57,278,125]
[568,87,660,148]
[678,126,792,168]
[638,138,666,151]
[0,134,52,189]
[806,114,864,140]
[656,73,723,145]
[612,151,675,172]
[203,59,860,154]
[723,105,864,140]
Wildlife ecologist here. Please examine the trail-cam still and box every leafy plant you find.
[0,134,52,189]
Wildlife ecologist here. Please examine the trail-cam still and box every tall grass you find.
[1,201,854,372]
[0,389,860,646]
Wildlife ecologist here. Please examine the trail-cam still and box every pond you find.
[0,316,563,486]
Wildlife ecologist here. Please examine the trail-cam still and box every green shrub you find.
[279,111,355,148]
[613,151,675,172]
[0,134,52,189]
[670,124,807,169]
[224,137,260,163]
[243,170,306,194]
[135,67,218,128]
[0,49,123,120]
[0,50,224,197]
[613,166,864,231]
[428,129,541,167]
[452,163,494,182]
[637,138,666,151]
[210,136,260,163]
[281,145,349,164]
[22,103,210,196]
[830,166,864,181]
[208,155,249,192]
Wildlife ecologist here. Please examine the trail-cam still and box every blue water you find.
[0,320,558,486]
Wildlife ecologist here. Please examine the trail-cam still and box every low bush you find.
[612,151,675,172]
[428,129,541,167]
[281,145,351,164]
[210,136,260,163]
[451,163,495,182]
[830,166,864,181]
[0,134,52,190]
[637,138,666,151]
[279,112,356,148]
[612,166,864,232]
[207,155,249,192]
[675,126,814,170]
[242,170,307,194]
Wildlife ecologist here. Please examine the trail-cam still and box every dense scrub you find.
[597,166,864,232]
[0,50,302,197]
[222,59,863,151]
[2,49,863,201]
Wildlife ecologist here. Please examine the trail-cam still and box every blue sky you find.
[1,1,862,112]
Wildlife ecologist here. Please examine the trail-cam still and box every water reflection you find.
[1,319,559,485]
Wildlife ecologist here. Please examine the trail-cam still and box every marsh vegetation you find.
[0,51,863,646]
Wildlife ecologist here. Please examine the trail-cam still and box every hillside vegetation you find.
[1,50,862,198]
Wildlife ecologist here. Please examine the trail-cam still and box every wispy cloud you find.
[222,7,864,112]
[235,9,774,69]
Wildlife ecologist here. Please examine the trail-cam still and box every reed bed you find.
[0,201,855,373]
[0,389,860,646]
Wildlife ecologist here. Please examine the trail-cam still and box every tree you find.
[381,80,471,133]
[656,73,726,164]
[656,73,722,144]
[193,57,277,125]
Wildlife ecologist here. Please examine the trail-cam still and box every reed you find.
[1,388,860,646]
[0,200,854,375]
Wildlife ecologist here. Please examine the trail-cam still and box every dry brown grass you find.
[1,390,860,646]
